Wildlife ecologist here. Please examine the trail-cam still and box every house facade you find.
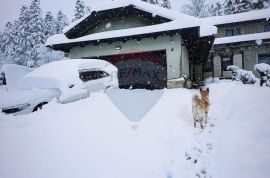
[46,0,216,89]
[202,9,270,79]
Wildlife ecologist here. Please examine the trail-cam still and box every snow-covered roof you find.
[46,19,217,46]
[214,32,270,45]
[63,0,198,34]
[203,8,270,26]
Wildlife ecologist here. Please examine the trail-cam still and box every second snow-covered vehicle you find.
[0,59,118,115]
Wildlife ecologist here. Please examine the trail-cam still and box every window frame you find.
[79,69,110,82]
[226,28,241,36]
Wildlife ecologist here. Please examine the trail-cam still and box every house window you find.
[258,53,270,65]
[203,57,213,72]
[222,55,233,71]
[264,24,270,32]
[226,28,241,36]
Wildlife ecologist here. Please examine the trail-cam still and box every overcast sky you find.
[0,0,218,30]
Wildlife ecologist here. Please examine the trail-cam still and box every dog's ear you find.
[206,88,209,93]
[200,88,203,92]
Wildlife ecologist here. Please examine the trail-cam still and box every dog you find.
[192,88,210,129]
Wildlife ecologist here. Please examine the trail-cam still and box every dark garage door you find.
[101,50,167,90]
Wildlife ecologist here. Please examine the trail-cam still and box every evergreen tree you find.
[208,2,224,16]
[141,0,172,9]
[223,0,236,14]
[251,0,270,9]
[55,10,69,34]
[73,0,86,22]
[234,0,252,13]
[181,0,209,17]
[44,11,56,38]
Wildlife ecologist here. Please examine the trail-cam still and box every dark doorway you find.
[99,50,167,89]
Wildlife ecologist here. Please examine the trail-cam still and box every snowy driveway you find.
[0,81,270,178]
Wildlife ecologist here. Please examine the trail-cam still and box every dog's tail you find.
[192,94,200,105]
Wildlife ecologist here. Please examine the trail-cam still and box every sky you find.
[0,0,218,30]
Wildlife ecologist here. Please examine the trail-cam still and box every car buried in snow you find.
[0,59,118,115]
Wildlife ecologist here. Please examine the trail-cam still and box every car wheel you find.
[33,102,48,112]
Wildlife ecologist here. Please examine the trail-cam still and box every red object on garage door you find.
[101,50,167,90]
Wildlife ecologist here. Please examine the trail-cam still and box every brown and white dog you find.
[192,88,210,129]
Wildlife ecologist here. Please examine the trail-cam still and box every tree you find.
[141,0,172,9]
[208,2,224,16]
[73,0,86,22]
[223,0,236,14]
[234,0,252,13]
[44,11,56,38]
[55,10,69,34]
[181,0,209,17]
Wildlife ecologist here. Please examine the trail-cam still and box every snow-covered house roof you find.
[202,8,270,26]
[46,0,217,48]
[214,31,270,45]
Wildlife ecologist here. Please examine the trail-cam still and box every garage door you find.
[101,50,167,90]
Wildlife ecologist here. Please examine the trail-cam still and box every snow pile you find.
[0,64,34,91]
[227,65,258,84]
[46,34,69,46]
[254,63,270,87]
[0,81,270,178]
[214,32,270,45]
[202,8,270,25]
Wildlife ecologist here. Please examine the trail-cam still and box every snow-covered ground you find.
[0,81,269,178]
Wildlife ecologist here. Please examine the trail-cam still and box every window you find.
[203,57,213,72]
[226,28,241,36]
[258,54,270,65]
[264,24,270,32]
[79,70,109,82]
[222,55,233,71]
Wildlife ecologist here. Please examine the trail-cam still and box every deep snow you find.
[0,81,270,178]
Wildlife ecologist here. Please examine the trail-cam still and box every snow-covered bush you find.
[227,65,258,84]
[254,63,270,87]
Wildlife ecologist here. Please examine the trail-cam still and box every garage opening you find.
[97,50,167,90]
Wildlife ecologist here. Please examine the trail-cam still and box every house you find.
[46,0,217,89]
[202,9,270,79]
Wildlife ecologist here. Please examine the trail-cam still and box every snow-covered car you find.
[0,59,118,115]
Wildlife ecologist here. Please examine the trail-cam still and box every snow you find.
[105,22,112,29]
[19,59,117,94]
[0,81,270,178]
[202,8,270,25]
[47,19,217,46]
[63,0,198,34]
[214,32,270,45]
[0,64,34,91]
[254,63,270,73]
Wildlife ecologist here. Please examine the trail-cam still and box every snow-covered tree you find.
[73,0,86,22]
[141,0,172,9]
[251,0,270,9]
[234,0,252,13]
[0,0,69,67]
[208,2,224,16]
[55,10,69,34]
[181,0,209,17]
[44,11,56,38]
[223,0,236,14]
